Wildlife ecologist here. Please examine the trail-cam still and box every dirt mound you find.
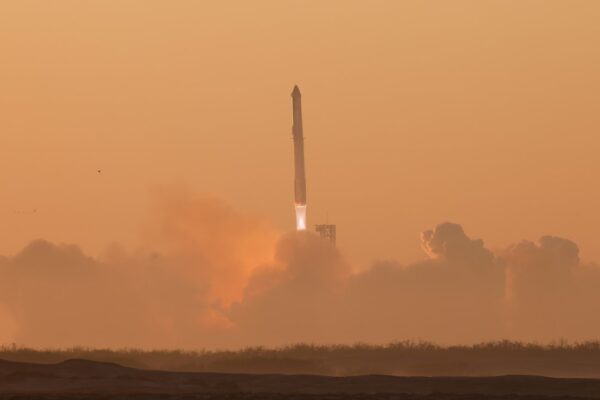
[1,358,600,398]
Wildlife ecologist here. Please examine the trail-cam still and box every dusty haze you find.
[1,1,600,348]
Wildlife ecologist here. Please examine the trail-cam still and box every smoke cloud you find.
[342,223,506,344]
[503,236,600,341]
[0,190,599,348]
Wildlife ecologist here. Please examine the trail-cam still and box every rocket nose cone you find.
[291,85,301,97]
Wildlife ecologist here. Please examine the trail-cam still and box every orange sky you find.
[1,1,599,268]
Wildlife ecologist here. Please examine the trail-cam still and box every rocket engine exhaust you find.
[295,204,307,231]
[291,85,307,231]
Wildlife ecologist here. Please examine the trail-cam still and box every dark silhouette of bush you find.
[2,340,600,377]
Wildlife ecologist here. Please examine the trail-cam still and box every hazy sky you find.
[1,1,599,268]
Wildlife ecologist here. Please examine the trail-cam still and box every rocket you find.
[291,85,307,230]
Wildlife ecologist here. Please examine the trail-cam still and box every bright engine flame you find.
[295,204,307,231]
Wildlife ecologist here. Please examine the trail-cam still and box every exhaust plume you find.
[0,192,599,348]
[295,204,307,231]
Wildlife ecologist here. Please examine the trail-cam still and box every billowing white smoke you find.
[1,191,599,349]
[295,204,307,231]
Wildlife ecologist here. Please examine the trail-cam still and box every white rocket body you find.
[291,86,307,230]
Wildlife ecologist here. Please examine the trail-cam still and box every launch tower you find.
[316,224,337,246]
